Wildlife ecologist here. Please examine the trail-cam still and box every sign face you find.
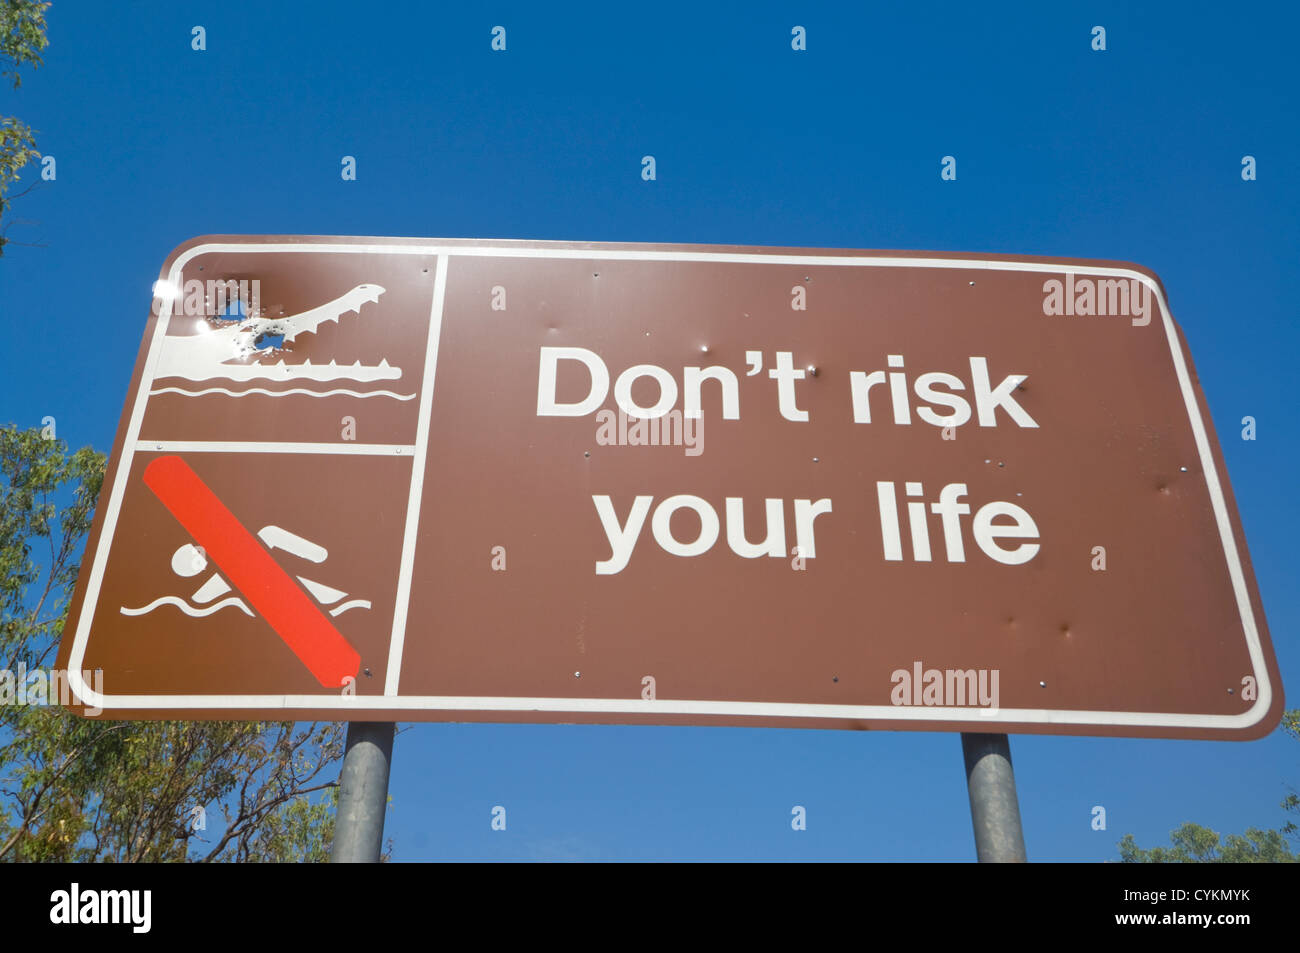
[56,236,1283,739]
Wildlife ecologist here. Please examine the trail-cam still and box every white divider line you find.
[143,441,416,456]
[383,254,448,696]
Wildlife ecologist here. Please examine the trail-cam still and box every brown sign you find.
[56,236,1283,738]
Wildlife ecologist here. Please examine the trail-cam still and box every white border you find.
[66,242,1274,732]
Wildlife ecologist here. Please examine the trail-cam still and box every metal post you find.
[961,732,1027,862]
[330,721,395,863]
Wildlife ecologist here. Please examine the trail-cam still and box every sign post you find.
[330,722,395,863]
[962,733,1027,862]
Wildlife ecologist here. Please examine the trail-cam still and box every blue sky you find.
[3,1,1297,860]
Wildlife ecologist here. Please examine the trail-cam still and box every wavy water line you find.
[329,599,372,616]
[149,386,416,401]
[120,596,253,617]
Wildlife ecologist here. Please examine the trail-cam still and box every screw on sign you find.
[142,455,359,688]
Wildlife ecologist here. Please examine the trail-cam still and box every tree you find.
[0,423,356,861]
[1118,709,1300,863]
[0,0,50,255]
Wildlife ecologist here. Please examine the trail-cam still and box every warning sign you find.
[56,236,1284,738]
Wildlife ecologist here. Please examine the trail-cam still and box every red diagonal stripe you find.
[143,455,360,688]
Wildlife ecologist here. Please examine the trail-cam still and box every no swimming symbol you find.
[138,456,360,688]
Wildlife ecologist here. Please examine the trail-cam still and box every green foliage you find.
[1118,710,1300,863]
[1281,709,1300,840]
[0,423,101,666]
[0,1,49,255]
[0,424,352,862]
[1118,824,1295,863]
[0,116,38,251]
[0,0,49,87]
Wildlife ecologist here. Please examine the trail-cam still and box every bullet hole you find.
[593,272,600,277]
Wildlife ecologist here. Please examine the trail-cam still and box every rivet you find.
[156,443,163,450]
[812,457,820,463]
[593,272,599,277]
[1227,687,1234,694]
[584,450,590,458]
[574,671,581,678]
[969,281,975,286]
[807,365,819,376]
[1180,466,1188,472]
[1039,681,1047,688]
[998,461,1005,468]
[832,676,839,683]
[363,668,372,677]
